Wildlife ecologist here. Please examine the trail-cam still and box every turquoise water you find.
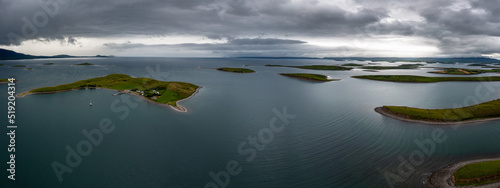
[1,58,500,187]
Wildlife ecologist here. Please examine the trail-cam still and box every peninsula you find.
[19,74,200,112]
[352,75,500,83]
[429,158,500,187]
[375,99,500,125]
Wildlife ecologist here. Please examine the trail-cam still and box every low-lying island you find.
[375,99,500,125]
[18,74,201,112]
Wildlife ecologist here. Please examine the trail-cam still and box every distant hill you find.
[0,48,113,60]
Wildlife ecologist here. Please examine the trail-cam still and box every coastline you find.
[428,158,500,188]
[374,107,500,125]
[17,87,203,113]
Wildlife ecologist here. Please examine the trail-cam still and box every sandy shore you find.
[17,87,203,113]
[375,107,500,125]
[428,158,500,188]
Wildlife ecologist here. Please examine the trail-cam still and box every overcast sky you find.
[1,0,500,58]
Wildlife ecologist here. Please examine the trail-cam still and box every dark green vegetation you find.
[11,65,27,67]
[217,67,255,73]
[44,63,55,65]
[342,63,363,66]
[352,75,500,83]
[361,64,422,70]
[75,63,94,65]
[25,74,199,107]
[0,64,3,66]
[429,68,500,75]
[468,63,485,66]
[279,73,338,82]
[453,160,500,186]
[382,99,500,122]
[26,68,32,70]
[266,64,352,71]
[0,79,8,83]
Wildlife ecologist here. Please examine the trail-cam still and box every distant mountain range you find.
[0,48,113,60]
[240,56,500,64]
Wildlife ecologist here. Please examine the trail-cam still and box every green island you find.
[453,160,500,186]
[342,63,363,66]
[468,63,485,66]
[44,63,55,65]
[0,78,8,83]
[19,74,200,112]
[375,99,500,124]
[216,67,255,73]
[429,68,500,75]
[352,75,500,83]
[26,68,32,70]
[279,73,338,82]
[11,65,27,67]
[266,64,352,71]
[75,62,94,65]
[361,64,422,70]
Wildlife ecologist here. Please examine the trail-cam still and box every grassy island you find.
[376,99,500,124]
[75,63,93,65]
[352,75,500,83]
[217,67,255,73]
[11,65,27,67]
[266,64,352,71]
[279,73,338,82]
[342,63,363,66]
[361,64,422,70]
[468,63,485,66]
[453,160,500,186]
[44,63,55,65]
[429,68,500,75]
[0,79,8,83]
[20,74,200,112]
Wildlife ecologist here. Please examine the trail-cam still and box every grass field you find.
[382,99,500,122]
[217,67,255,73]
[429,68,500,75]
[361,64,422,70]
[26,74,199,106]
[454,160,500,186]
[279,73,338,82]
[266,64,352,71]
[352,75,500,83]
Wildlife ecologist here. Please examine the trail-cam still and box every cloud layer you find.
[1,0,500,57]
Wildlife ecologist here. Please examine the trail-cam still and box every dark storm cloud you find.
[2,0,500,56]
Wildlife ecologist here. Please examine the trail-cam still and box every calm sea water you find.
[1,57,500,188]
